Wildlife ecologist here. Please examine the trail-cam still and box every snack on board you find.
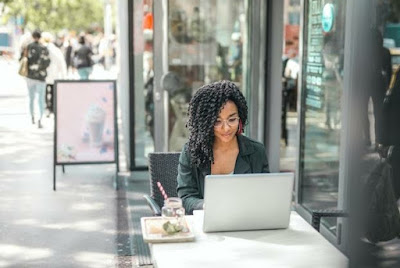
[162,221,184,234]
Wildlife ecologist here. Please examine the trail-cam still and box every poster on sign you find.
[54,80,118,164]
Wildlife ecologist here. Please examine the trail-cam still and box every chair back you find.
[148,152,181,209]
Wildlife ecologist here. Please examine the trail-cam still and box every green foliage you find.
[0,0,104,32]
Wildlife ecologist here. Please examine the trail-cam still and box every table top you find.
[150,210,348,268]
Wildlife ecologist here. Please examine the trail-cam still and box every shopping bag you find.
[18,56,28,77]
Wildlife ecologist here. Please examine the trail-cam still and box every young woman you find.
[177,80,270,214]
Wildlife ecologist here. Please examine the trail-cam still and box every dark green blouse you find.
[176,135,270,214]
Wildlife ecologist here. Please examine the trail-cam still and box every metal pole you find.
[104,0,113,70]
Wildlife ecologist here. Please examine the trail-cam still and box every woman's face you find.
[213,100,240,144]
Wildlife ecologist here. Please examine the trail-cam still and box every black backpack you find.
[364,153,400,243]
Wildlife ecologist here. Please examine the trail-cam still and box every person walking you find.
[64,38,74,76]
[26,30,51,128]
[42,32,67,116]
[73,35,94,80]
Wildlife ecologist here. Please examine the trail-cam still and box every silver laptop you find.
[203,173,294,232]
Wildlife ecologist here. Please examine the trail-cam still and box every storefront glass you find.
[299,0,346,231]
[280,0,301,172]
[132,0,252,164]
[166,0,251,151]
[132,0,154,166]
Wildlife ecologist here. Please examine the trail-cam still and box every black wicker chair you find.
[143,152,181,216]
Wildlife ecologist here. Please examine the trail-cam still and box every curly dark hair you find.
[186,80,248,168]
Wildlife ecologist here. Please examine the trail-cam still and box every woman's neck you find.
[213,135,238,152]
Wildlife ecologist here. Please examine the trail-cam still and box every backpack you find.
[364,151,400,243]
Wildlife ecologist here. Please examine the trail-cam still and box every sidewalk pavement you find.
[0,58,148,267]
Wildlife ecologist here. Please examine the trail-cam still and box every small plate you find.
[141,216,195,243]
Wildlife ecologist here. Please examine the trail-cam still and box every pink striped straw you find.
[157,181,168,200]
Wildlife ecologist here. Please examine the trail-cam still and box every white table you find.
[150,211,348,268]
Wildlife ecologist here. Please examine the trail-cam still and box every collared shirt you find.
[177,135,270,214]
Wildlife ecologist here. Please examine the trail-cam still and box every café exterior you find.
[115,0,400,259]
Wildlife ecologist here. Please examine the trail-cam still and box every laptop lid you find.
[203,172,294,233]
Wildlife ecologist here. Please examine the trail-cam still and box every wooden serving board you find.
[141,216,195,243]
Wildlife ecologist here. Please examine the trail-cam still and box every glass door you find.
[152,0,253,152]
[297,0,347,234]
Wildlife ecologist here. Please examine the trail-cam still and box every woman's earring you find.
[237,120,243,135]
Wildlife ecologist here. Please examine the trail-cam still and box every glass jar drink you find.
[161,197,185,227]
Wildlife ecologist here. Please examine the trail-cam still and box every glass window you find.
[281,0,300,172]
[349,2,400,262]
[290,0,301,6]
[363,0,400,231]
[299,0,346,232]
[132,0,154,166]
[288,12,300,25]
[133,0,253,161]
[167,0,251,151]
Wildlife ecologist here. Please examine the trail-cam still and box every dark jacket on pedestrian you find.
[74,45,93,69]
[381,66,400,146]
[177,135,270,214]
[380,66,400,199]
[27,41,50,81]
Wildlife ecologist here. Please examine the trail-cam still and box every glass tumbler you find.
[161,197,185,227]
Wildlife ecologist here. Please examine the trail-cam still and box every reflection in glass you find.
[281,0,301,172]
[133,0,155,166]
[378,2,400,203]
[167,0,250,151]
[354,1,400,264]
[299,0,346,232]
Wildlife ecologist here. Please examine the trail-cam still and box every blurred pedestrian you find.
[379,66,400,199]
[42,32,67,116]
[363,67,400,243]
[97,32,107,69]
[73,35,94,80]
[363,29,392,147]
[26,30,50,128]
[64,38,73,75]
